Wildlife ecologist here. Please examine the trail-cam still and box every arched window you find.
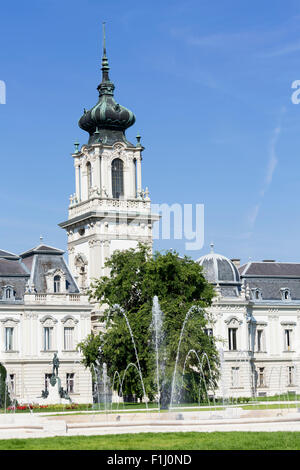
[3,286,15,300]
[112,158,124,199]
[281,288,291,301]
[54,275,61,293]
[86,162,92,192]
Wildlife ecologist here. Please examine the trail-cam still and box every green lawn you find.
[1,432,300,450]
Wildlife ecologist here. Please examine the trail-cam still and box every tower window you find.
[54,275,61,293]
[86,162,92,192]
[112,158,124,199]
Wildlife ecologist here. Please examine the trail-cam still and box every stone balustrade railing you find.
[68,196,151,218]
[23,293,88,305]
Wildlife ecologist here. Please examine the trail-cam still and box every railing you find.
[24,293,86,305]
[68,196,151,218]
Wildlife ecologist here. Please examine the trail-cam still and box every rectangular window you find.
[45,373,52,391]
[204,328,213,337]
[231,367,239,387]
[285,329,292,351]
[9,374,15,394]
[5,327,13,351]
[43,327,53,351]
[64,327,74,350]
[257,329,264,352]
[288,366,294,386]
[228,328,237,351]
[66,373,74,393]
[258,367,265,387]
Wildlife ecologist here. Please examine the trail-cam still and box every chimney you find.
[231,258,240,268]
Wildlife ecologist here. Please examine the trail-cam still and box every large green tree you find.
[78,244,220,407]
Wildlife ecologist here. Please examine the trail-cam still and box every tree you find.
[78,244,220,407]
[0,363,12,409]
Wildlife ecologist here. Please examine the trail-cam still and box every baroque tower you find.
[59,26,159,306]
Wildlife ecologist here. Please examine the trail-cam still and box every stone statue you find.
[52,353,60,377]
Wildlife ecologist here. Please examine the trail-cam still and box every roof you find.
[239,262,300,278]
[0,249,20,260]
[20,244,64,259]
[0,258,30,277]
[196,245,240,298]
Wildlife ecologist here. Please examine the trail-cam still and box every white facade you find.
[0,246,93,405]
[198,251,300,398]
[1,293,92,404]
[60,141,159,287]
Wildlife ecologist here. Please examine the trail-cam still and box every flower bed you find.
[6,403,93,412]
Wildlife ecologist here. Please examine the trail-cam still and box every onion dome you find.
[79,24,136,146]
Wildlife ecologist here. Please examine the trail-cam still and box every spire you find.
[101,22,110,82]
[97,22,115,96]
[79,24,136,145]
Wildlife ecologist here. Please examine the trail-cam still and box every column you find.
[101,154,107,197]
[93,154,101,193]
[75,162,81,202]
[136,156,142,196]
[132,158,137,198]
[81,165,88,201]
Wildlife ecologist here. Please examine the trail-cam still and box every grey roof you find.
[20,244,64,258]
[0,258,29,276]
[239,261,300,277]
[196,249,241,298]
[0,255,30,301]
[20,245,79,294]
[0,243,79,302]
[240,261,300,301]
[0,249,20,260]
[197,252,240,284]
[29,253,79,293]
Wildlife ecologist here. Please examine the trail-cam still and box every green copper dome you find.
[79,25,136,146]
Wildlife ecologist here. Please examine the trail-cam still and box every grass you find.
[1,432,300,450]
[242,403,300,410]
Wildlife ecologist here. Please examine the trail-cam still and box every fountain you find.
[1,297,300,438]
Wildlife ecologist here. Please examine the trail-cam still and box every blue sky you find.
[1,0,300,264]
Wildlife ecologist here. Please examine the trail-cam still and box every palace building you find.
[0,28,298,404]
[197,245,300,398]
[0,28,158,404]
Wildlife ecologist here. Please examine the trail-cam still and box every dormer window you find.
[252,288,262,301]
[281,288,291,301]
[3,286,15,301]
[54,275,61,293]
